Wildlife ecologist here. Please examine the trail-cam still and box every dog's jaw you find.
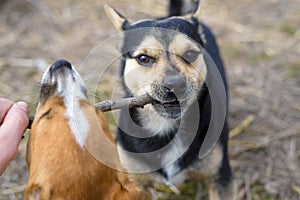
[136,103,180,135]
[149,83,198,120]
[152,100,182,119]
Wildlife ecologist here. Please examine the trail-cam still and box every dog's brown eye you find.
[182,50,199,64]
[136,54,155,66]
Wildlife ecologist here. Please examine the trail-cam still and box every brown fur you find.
[25,95,150,200]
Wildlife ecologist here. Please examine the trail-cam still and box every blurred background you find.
[0,0,299,199]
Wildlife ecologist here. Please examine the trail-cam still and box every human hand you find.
[0,98,29,175]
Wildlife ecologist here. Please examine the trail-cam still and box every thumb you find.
[0,101,29,149]
[0,101,29,174]
[2,101,29,138]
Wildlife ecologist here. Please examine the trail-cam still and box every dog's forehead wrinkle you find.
[129,17,195,32]
[170,34,201,54]
[123,33,169,55]
[126,33,199,60]
[127,17,201,43]
[123,28,197,55]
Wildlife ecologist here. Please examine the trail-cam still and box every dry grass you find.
[0,0,299,199]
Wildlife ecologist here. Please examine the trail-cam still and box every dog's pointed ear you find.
[192,0,201,17]
[104,4,128,32]
[181,0,201,20]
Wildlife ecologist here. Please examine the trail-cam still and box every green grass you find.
[265,23,297,37]
[285,64,300,77]
[220,42,243,59]
[156,181,208,200]
[279,24,297,36]
[277,62,300,78]
[155,180,279,200]
[249,52,273,64]
[251,181,279,200]
[91,88,112,102]
[25,69,39,78]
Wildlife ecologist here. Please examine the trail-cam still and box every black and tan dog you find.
[105,1,236,199]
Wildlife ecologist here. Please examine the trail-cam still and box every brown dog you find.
[24,59,150,200]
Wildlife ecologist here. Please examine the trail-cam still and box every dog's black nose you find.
[162,76,186,96]
[49,59,72,73]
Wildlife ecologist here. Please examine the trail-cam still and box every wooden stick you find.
[229,114,255,139]
[26,94,153,129]
[94,94,153,112]
[291,184,300,195]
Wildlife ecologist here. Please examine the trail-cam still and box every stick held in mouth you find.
[27,94,153,129]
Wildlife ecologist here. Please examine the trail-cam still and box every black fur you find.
[169,0,200,16]
[169,0,183,16]
[117,0,232,187]
[121,17,203,55]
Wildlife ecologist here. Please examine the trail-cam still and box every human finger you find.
[0,98,14,124]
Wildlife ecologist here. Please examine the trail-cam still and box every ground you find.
[0,0,299,199]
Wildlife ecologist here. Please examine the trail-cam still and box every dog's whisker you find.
[87,92,105,100]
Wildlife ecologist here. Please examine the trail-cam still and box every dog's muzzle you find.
[49,59,72,74]
[151,75,190,119]
[39,59,87,103]
[162,75,187,98]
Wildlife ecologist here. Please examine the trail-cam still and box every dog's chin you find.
[152,100,185,119]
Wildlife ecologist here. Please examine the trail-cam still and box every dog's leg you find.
[222,179,237,200]
[194,183,202,200]
[24,184,51,200]
[208,180,221,200]
[211,123,237,200]
[208,179,237,200]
